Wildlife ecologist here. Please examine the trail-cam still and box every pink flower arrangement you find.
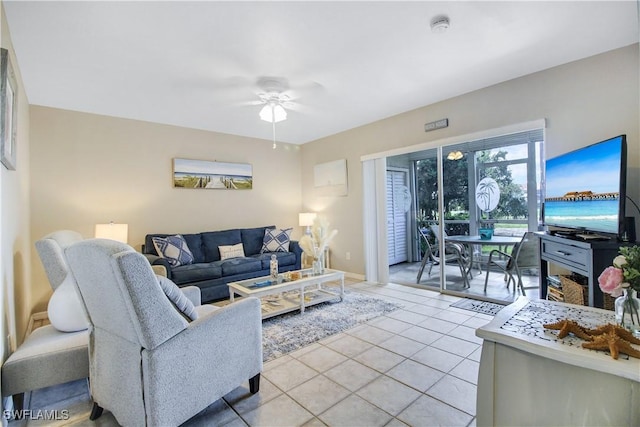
[598,246,640,296]
[598,266,625,297]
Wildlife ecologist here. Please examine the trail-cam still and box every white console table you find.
[476,297,640,427]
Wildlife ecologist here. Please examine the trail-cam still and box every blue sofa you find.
[142,225,302,303]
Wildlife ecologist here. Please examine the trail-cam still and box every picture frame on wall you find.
[0,48,17,170]
[173,158,253,190]
[314,158,348,196]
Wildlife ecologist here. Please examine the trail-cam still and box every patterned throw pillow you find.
[219,243,246,260]
[261,227,292,253]
[156,275,198,321]
[152,235,194,267]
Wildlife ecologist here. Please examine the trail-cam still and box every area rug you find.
[450,298,506,316]
[262,291,402,361]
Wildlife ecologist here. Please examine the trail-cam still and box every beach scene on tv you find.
[544,138,623,234]
[173,158,253,190]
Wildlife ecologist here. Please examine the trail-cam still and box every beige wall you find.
[301,44,640,276]
[1,2,31,357]
[29,108,302,316]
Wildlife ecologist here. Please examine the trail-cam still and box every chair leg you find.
[458,262,469,288]
[90,402,103,420]
[249,373,261,394]
[12,393,24,413]
[416,254,429,283]
[518,277,526,296]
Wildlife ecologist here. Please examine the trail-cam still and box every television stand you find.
[537,233,627,308]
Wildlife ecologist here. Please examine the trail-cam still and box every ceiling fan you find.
[241,76,323,115]
[239,76,321,148]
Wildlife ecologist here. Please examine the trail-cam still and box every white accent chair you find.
[1,230,90,415]
[66,238,263,426]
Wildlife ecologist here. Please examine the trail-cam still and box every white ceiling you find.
[4,1,639,145]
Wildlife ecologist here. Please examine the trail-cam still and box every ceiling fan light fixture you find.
[259,103,287,123]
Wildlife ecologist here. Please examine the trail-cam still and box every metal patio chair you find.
[483,231,539,295]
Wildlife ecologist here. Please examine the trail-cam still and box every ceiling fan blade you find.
[288,80,325,95]
[285,103,312,114]
[236,100,264,107]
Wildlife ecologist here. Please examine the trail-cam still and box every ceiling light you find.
[431,15,450,33]
[447,150,463,160]
[259,102,287,123]
[260,102,287,150]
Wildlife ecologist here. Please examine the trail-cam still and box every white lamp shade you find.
[95,223,128,243]
[299,212,317,227]
[259,103,287,123]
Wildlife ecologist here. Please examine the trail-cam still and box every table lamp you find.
[298,213,317,235]
[95,222,129,243]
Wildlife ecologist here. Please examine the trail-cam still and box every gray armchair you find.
[65,238,263,426]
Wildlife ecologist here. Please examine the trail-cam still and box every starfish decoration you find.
[582,331,640,360]
[586,323,640,345]
[543,319,593,341]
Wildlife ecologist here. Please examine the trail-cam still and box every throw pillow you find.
[219,243,246,260]
[261,227,292,253]
[152,235,194,267]
[156,275,198,321]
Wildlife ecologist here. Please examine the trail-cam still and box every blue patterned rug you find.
[262,291,402,361]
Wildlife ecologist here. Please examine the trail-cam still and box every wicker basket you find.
[559,275,615,310]
[560,275,587,306]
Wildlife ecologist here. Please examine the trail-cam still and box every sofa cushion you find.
[152,235,194,267]
[156,276,198,321]
[252,252,296,269]
[171,262,222,285]
[219,243,246,260]
[241,225,275,256]
[202,229,242,262]
[145,233,204,263]
[220,257,262,276]
[261,228,292,253]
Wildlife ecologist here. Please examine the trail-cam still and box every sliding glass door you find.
[402,129,544,301]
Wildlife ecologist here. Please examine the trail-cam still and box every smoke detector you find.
[431,15,450,33]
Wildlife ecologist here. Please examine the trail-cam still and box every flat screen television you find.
[543,134,627,238]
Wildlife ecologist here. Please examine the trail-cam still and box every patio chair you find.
[416,227,470,287]
[429,224,480,274]
[483,231,539,295]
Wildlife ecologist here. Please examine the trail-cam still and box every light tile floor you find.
[11,281,492,427]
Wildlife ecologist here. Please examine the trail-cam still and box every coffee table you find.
[228,269,345,319]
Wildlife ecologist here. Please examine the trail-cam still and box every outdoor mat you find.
[450,298,506,316]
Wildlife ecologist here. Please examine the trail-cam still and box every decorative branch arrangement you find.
[299,216,338,274]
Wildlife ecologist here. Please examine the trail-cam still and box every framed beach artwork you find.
[173,158,253,190]
[0,48,17,170]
